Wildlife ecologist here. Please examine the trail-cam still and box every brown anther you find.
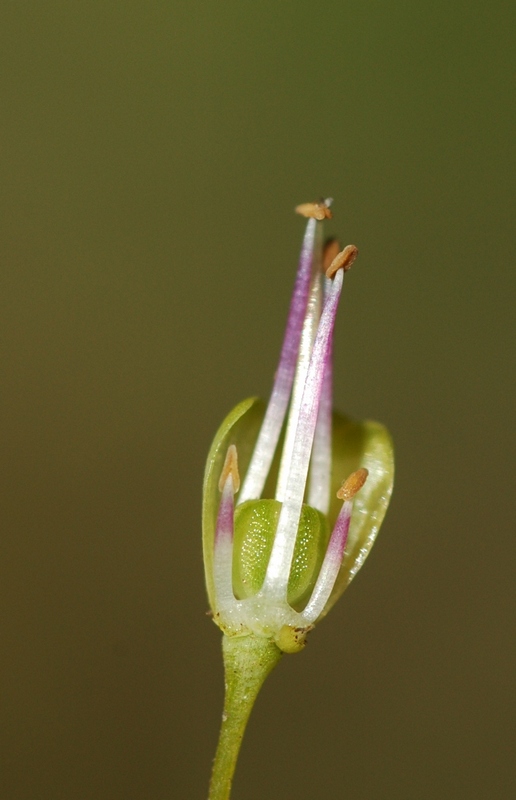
[325,244,359,278]
[337,468,369,501]
[322,238,341,273]
[218,444,240,493]
[295,200,333,221]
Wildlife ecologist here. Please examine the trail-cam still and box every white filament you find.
[262,269,344,599]
[275,271,321,502]
[307,275,334,514]
[301,500,352,624]
[237,219,317,505]
[213,476,235,606]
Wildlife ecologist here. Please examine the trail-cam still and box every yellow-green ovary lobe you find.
[233,499,330,609]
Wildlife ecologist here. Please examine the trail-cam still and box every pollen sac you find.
[232,499,330,609]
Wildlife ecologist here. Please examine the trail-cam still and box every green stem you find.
[208,634,282,800]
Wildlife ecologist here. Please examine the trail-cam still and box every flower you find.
[203,200,394,654]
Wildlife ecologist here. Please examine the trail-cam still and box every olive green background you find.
[0,2,514,798]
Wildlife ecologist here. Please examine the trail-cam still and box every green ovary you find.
[232,499,330,610]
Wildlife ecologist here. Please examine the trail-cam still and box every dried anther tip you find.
[322,238,341,273]
[325,244,359,278]
[337,468,369,501]
[218,444,240,492]
[295,201,333,221]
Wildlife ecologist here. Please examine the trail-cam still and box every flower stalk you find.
[208,636,282,800]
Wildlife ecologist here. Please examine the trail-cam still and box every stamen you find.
[276,236,323,502]
[218,444,240,493]
[326,244,358,278]
[337,467,368,501]
[262,266,346,600]
[295,200,333,221]
[301,499,352,624]
[307,275,333,514]
[302,469,368,622]
[308,240,342,513]
[213,446,238,605]
[238,217,319,504]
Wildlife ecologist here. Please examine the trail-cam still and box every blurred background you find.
[0,2,514,798]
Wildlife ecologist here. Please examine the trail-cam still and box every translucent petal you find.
[319,411,394,619]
